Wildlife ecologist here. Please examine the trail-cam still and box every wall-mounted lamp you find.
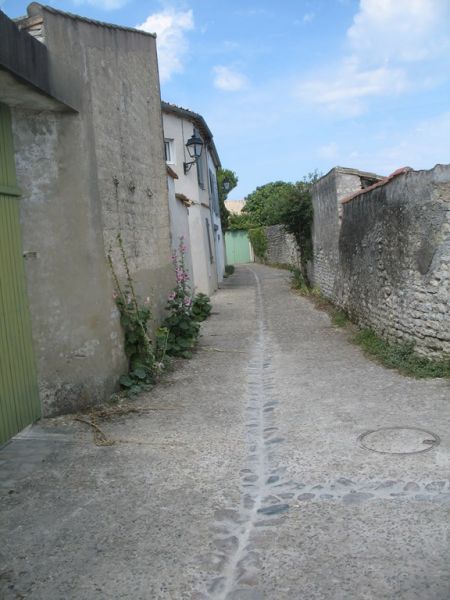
[184,131,204,174]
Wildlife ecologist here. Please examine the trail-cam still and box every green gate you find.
[0,103,40,446]
[225,230,252,265]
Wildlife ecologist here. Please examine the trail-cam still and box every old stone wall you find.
[11,6,174,415]
[263,225,301,268]
[312,165,450,358]
[312,167,383,297]
[311,170,340,295]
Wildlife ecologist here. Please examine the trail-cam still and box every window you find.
[193,128,205,189]
[209,169,220,216]
[197,153,205,189]
[164,139,174,164]
[205,218,214,264]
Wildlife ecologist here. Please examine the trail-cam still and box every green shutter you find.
[0,103,40,446]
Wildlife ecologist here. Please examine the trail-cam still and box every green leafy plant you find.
[108,233,165,394]
[161,237,200,358]
[192,293,212,322]
[217,168,238,231]
[290,267,309,292]
[293,277,450,379]
[227,213,258,231]
[224,265,235,278]
[331,310,350,328]
[242,172,320,284]
[243,181,295,226]
[354,328,450,378]
[248,227,268,261]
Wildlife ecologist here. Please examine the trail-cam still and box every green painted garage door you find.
[225,230,252,265]
[0,103,40,446]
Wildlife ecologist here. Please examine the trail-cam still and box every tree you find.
[243,171,321,283]
[278,172,321,283]
[242,181,295,226]
[227,213,258,231]
[217,168,238,231]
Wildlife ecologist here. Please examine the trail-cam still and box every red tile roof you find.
[341,167,412,204]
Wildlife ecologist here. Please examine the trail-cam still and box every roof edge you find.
[27,3,156,37]
[315,165,385,185]
[341,167,413,205]
[162,100,221,169]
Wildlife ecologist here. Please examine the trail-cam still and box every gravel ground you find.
[1,264,450,599]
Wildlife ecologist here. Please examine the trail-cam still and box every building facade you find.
[0,4,174,440]
[162,102,225,296]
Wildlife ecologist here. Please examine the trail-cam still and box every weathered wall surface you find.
[11,7,174,415]
[42,9,174,321]
[312,165,450,358]
[312,168,382,297]
[263,225,301,268]
[12,107,125,415]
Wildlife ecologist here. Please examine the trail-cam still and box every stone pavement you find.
[1,264,450,599]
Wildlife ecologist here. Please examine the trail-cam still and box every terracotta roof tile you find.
[341,167,413,204]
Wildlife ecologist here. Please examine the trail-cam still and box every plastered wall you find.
[12,7,174,415]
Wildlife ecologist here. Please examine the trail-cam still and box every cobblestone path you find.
[1,265,450,599]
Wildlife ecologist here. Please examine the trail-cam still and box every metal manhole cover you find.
[359,426,440,455]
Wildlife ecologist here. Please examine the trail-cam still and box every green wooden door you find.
[225,230,252,265]
[0,103,40,446]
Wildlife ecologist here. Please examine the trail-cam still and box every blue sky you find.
[3,0,450,199]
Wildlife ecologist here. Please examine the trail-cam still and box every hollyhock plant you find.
[160,237,199,358]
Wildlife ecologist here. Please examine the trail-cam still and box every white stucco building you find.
[162,102,225,296]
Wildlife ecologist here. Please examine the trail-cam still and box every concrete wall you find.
[10,6,174,415]
[264,225,301,268]
[312,164,450,358]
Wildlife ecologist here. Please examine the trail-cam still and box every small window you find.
[197,154,205,189]
[164,139,174,164]
[205,218,214,264]
[209,169,220,216]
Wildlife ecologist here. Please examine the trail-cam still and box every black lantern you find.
[184,131,204,174]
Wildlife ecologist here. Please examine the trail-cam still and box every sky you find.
[3,0,450,199]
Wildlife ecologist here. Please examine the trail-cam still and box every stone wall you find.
[312,165,450,358]
[11,6,174,415]
[312,167,383,297]
[263,225,301,268]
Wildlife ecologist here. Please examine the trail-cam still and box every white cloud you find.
[296,60,407,117]
[294,0,450,116]
[213,66,248,92]
[302,12,315,24]
[137,8,194,82]
[347,0,450,64]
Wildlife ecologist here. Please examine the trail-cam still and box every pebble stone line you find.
[205,267,450,599]
[208,267,290,599]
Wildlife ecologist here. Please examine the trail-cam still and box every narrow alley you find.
[1,265,450,599]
